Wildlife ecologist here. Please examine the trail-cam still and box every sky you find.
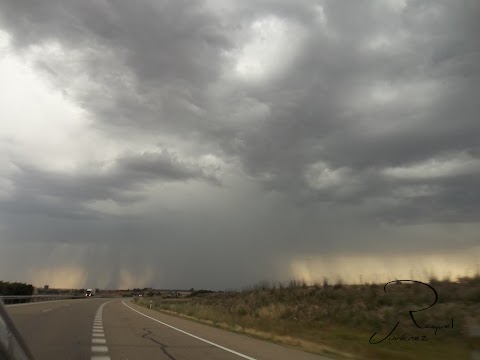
[0,0,479,290]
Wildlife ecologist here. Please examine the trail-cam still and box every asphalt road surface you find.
[6,298,333,360]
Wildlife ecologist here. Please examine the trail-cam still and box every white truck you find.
[85,289,94,297]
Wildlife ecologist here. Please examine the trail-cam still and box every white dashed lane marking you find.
[92,345,109,352]
[91,302,112,360]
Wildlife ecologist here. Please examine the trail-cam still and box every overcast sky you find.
[0,0,479,290]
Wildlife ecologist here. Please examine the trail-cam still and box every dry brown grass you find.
[135,276,480,359]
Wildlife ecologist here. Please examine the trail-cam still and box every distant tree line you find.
[189,289,215,297]
[0,281,34,296]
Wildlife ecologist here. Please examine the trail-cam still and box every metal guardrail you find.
[0,295,86,305]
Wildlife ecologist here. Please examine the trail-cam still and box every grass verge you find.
[134,277,479,359]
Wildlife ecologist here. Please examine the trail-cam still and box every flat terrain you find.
[135,278,480,359]
[6,298,333,360]
[7,298,109,359]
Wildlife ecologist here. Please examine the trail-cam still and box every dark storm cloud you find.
[211,0,480,222]
[1,0,479,223]
[1,0,479,288]
[1,150,217,220]
[0,0,232,139]
[117,150,219,185]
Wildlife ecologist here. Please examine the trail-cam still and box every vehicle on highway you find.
[85,289,94,297]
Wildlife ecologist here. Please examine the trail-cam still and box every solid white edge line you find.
[122,300,257,360]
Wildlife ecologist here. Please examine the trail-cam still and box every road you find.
[6,298,333,360]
